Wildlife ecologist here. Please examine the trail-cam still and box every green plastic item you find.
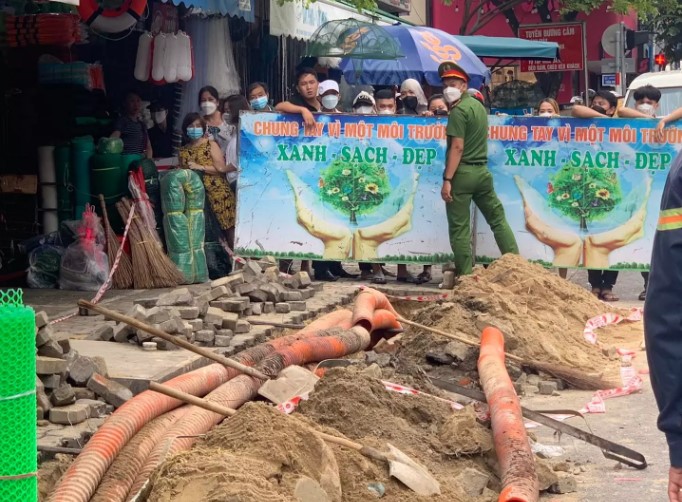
[96,137,124,155]
[0,289,37,501]
[54,144,74,223]
[161,170,208,284]
[91,154,126,204]
[71,136,95,218]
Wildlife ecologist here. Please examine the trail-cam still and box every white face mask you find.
[200,101,217,116]
[153,111,167,124]
[538,112,553,118]
[636,103,655,116]
[378,109,394,115]
[355,106,374,114]
[321,95,339,110]
[443,87,462,104]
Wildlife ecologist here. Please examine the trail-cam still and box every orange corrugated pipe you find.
[50,310,352,502]
[129,306,400,499]
[478,327,539,502]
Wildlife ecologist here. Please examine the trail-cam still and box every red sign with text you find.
[519,22,584,72]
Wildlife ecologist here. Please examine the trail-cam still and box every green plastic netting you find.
[161,170,208,284]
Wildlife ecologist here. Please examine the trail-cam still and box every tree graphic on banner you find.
[318,159,391,224]
[547,166,622,232]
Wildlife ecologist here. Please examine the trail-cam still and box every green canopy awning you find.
[455,35,560,60]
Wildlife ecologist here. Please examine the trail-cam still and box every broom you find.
[398,317,618,391]
[99,194,133,289]
[116,197,184,289]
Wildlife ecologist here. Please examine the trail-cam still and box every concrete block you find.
[188,319,203,332]
[221,298,250,312]
[259,284,281,303]
[195,330,215,343]
[235,320,251,334]
[87,373,133,408]
[156,288,194,307]
[73,388,96,401]
[454,467,489,497]
[282,291,303,301]
[442,271,456,289]
[247,289,269,303]
[242,260,263,282]
[57,339,71,354]
[113,323,134,343]
[211,273,244,288]
[50,403,90,425]
[522,384,539,396]
[38,340,64,359]
[243,307,253,317]
[35,311,50,329]
[35,325,54,347]
[151,337,181,351]
[216,329,234,337]
[292,271,312,289]
[37,356,67,375]
[539,381,559,395]
[50,384,76,406]
[185,332,196,344]
[218,312,240,330]
[250,303,263,315]
[144,307,171,325]
[209,285,232,301]
[76,398,109,418]
[214,335,232,347]
[68,355,108,386]
[175,306,200,319]
[258,256,278,270]
[264,266,281,283]
[41,374,61,390]
[127,304,148,320]
[289,301,307,311]
[275,303,291,314]
[299,288,315,300]
[549,474,577,494]
[86,324,114,341]
[180,321,193,338]
[37,389,52,414]
[134,297,159,308]
[204,307,228,327]
[263,302,275,313]
[236,282,257,296]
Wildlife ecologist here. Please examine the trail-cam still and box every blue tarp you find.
[161,0,254,22]
[455,35,560,60]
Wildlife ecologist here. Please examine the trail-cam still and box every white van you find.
[623,71,682,116]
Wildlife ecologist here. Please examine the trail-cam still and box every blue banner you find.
[476,116,682,270]
[236,112,452,263]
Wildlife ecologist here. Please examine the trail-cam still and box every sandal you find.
[590,287,601,298]
[599,290,620,302]
[397,273,419,284]
[638,290,646,301]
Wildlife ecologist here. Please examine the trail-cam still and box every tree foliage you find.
[547,166,622,231]
[318,158,390,224]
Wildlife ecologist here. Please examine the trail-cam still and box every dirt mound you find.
[401,255,622,380]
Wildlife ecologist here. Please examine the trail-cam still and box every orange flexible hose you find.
[352,287,399,332]
[128,324,381,498]
[477,327,539,502]
[50,310,349,502]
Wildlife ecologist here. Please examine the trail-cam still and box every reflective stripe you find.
[660,207,682,218]
[658,214,682,231]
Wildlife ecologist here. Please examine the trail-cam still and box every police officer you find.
[644,149,682,502]
[438,61,518,275]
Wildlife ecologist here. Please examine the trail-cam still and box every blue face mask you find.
[186,127,204,140]
[250,96,268,110]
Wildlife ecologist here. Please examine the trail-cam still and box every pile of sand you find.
[399,254,622,381]
[148,369,513,501]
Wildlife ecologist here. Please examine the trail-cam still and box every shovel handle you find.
[78,300,271,381]
[149,381,237,417]
[397,317,524,364]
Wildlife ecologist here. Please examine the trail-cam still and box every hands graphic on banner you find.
[515,175,652,268]
[286,170,418,260]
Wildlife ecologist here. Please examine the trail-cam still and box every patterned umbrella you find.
[340,25,490,88]
[306,18,403,60]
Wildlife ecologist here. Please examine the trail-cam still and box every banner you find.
[476,116,682,271]
[236,112,453,263]
[519,22,584,72]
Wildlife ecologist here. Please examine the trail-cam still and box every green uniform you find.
[445,93,518,275]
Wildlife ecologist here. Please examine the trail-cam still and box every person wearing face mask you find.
[399,79,428,115]
[148,103,173,158]
[423,94,449,117]
[439,62,518,278]
[536,98,560,118]
[247,82,274,112]
[178,112,237,248]
[318,80,341,113]
[198,86,230,155]
[352,91,376,115]
[111,90,152,158]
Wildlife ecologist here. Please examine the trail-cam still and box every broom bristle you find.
[105,225,133,289]
[528,360,619,391]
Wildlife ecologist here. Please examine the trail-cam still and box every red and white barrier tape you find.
[48,203,136,325]
[583,307,643,345]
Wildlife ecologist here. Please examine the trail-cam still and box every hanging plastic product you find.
[151,33,166,83]
[177,31,193,82]
[134,32,153,82]
[163,34,178,84]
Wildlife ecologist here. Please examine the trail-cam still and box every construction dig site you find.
[14,254,651,501]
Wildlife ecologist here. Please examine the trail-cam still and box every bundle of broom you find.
[115,197,184,289]
[98,194,133,289]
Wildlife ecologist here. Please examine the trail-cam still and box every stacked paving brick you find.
[35,312,131,430]
[103,260,325,355]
